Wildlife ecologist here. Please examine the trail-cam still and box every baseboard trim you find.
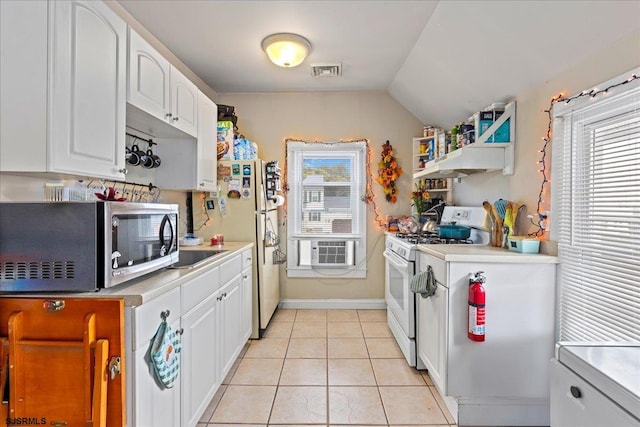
[279,299,386,310]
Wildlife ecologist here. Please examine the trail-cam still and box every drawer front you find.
[220,254,241,284]
[419,252,446,285]
[550,359,639,427]
[182,266,220,314]
[132,287,181,351]
[241,249,253,271]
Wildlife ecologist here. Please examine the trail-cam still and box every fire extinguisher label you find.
[468,305,485,335]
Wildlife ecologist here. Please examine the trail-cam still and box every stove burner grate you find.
[394,232,473,245]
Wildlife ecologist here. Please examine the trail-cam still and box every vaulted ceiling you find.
[118,0,640,128]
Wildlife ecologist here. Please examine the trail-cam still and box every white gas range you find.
[383,206,490,368]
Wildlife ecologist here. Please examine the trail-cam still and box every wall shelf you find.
[413,102,516,179]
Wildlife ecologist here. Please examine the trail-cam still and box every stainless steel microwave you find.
[0,201,178,292]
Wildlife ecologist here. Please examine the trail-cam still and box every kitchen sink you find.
[169,250,228,269]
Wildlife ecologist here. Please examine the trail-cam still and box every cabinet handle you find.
[243,275,248,279]
[119,168,128,175]
[172,117,179,122]
[199,182,205,187]
[570,385,582,398]
[177,328,184,335]
[223,292,227,298]
[217,295,223,301]
[165,113,173,118]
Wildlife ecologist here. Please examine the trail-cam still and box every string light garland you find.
[530,73,639,237]
[282,138,386,228]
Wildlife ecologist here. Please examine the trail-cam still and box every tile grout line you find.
[325,314,329,427]
[266,308,296,426]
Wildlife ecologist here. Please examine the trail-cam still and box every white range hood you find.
[413,142,513,179]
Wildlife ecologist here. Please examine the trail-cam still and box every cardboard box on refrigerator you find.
[217,120,234,160]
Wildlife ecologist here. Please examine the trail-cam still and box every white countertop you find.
[1,242,253,307]
[557,343,640,420]
[417,244,558,263]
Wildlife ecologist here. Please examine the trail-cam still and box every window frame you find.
[286,140,368,278]
[551,69,640,342]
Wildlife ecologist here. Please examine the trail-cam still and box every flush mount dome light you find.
[261,33,311,68]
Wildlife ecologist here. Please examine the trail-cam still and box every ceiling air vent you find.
[311,63,342,78]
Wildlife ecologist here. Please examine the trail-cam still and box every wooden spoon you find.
[483,201,499,246]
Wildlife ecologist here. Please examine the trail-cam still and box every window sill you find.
[287,266,367,279]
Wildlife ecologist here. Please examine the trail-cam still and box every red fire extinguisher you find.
[468,271,486,342]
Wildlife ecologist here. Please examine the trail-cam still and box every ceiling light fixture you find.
[261,33,311,68]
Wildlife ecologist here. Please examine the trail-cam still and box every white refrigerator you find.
[212,160,281,338]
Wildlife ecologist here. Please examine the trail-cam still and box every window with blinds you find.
[552,74,640,342]
[286,141,367,278]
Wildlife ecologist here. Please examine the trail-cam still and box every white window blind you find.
[553,77,640,342]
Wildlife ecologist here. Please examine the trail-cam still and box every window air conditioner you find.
[310,240,354,267]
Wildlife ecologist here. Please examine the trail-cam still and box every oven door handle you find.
[383,249,410,270]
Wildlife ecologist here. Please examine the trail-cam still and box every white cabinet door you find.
[170,65,198,137]
[0,0,48,172]
[196,92,218,191]
[181,292,220,427]
[219,274,242,378]
[241,266,253,342]
[127,28,170,121]
[417,282,449,394]
[131,317,182,427]
[49,0,126,180]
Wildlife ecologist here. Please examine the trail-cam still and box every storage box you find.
[507,236,540,254]
[476,110,510,143]
[217,120,234,160]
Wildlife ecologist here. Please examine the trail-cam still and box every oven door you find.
[383,248,415,338]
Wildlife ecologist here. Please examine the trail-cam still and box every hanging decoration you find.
[282,138,386,227]
[376,140,403,203]
[531,73,639,237]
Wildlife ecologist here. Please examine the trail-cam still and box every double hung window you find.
[286,141,367,278]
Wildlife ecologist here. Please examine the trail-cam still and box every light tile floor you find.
[198,309,457,427]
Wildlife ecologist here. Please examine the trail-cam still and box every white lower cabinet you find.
[219,275,242,377]
[127,251,253,427]
[218,254,246,380]
[128,287,182,427]
[181,266,221,427]
[416,279,448,393]
[240,263,253,343]
[181,293,220,426]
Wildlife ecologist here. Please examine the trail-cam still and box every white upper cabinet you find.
[127,29,198,137]
[0,0,127,180]
[197,91,218,191]
[127,28,171,122]
[170,65,198,136]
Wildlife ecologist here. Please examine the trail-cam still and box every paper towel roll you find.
[272,195,286,207]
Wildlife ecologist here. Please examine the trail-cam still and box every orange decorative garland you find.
[376,140,403,203]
